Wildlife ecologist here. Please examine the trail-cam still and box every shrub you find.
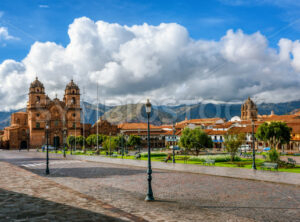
[267,149,280,162]
[140,152,168,158]
[188,155,241,162]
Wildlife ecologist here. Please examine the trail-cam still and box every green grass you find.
[44,149,300,173]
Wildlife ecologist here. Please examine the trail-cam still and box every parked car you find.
[42,145,56,151]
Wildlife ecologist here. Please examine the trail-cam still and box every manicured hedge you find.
[140,152,168,158]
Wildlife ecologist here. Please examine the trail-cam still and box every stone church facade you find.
[2,78,90,149]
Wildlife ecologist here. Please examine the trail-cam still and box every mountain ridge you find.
[1,100,300,129]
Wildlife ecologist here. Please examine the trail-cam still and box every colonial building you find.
[118,123,171,148]
[91,118,119,135]
[2,78,88,149]
[241,97,258,121]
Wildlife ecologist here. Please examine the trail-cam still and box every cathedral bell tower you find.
[64,80,81,132]
[27,77,47,147]
[28,77,46,108]
[241,97,258,121]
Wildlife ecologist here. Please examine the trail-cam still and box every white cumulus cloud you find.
[0,27,18,42]
[1,16,300,110]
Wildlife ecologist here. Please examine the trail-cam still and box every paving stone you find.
[1,151,300,221]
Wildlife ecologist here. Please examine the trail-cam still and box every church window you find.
[71,97,76,104]
[36,113,40,117]
[72,90,75,94]
[72,113,76,117]
[36,122,40,128]
[36,88,40,92]
[54,120,59,126]
[36,96,40,104]
[73,122,76,128]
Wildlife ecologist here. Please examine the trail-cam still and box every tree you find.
[127,135,141,149]
[179,128,213,156]
[86,134,106,149]
[256,121,291,150]
[116,135,126,152]
[86,134,96,147]
[102,136,118,153]
[224,133,245,161]
[67,135,75,148]
[76,136,86,149]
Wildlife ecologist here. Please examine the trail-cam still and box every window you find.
[36,113,40,117]
[71,97,76,104]
[73,122,76,128]
[36,122,40,128]
[36,96,40,104]
[36,88,40,92]
[54,120,59,126]
[72,113,76,117]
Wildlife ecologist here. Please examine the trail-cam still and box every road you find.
[0,150,300,222]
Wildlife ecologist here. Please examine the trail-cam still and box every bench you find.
[242,153,251,158]
[288,158,296,165]
[261,162,278,171]
[112,153,118,157]
[203,159,215,166]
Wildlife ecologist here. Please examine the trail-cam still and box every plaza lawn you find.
[45,150,300,173]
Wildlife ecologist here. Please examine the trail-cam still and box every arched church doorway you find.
[20,141,27,149]
[53,136,60,148]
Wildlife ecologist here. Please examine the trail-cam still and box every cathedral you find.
[2,78,91,149]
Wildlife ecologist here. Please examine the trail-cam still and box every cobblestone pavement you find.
[1,151,300,222]
[0,161,146,221]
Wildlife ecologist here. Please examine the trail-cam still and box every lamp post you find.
[121,133,124,159]
[70,133,73,155]
[63,128,67,158]
[26,129,30,152]
[145,99,154,201]
[109,132,111,156]
[45,122,50,175]
[251,119,257,170]
[172,123,176,163]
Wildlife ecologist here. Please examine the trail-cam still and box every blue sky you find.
[1,0,300,62]
[2,0,300,110]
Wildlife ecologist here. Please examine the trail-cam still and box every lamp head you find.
[145,99,152,114]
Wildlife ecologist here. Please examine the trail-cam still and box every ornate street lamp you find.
[121,133,124,159]
[45,122,50,175]
[63,127,67,158]
[145,99,154,201]
[109,132,112,156]
[172,123,176,163]
[70,133,73,155]
[26,129,30,152]
[251,119,257,170]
